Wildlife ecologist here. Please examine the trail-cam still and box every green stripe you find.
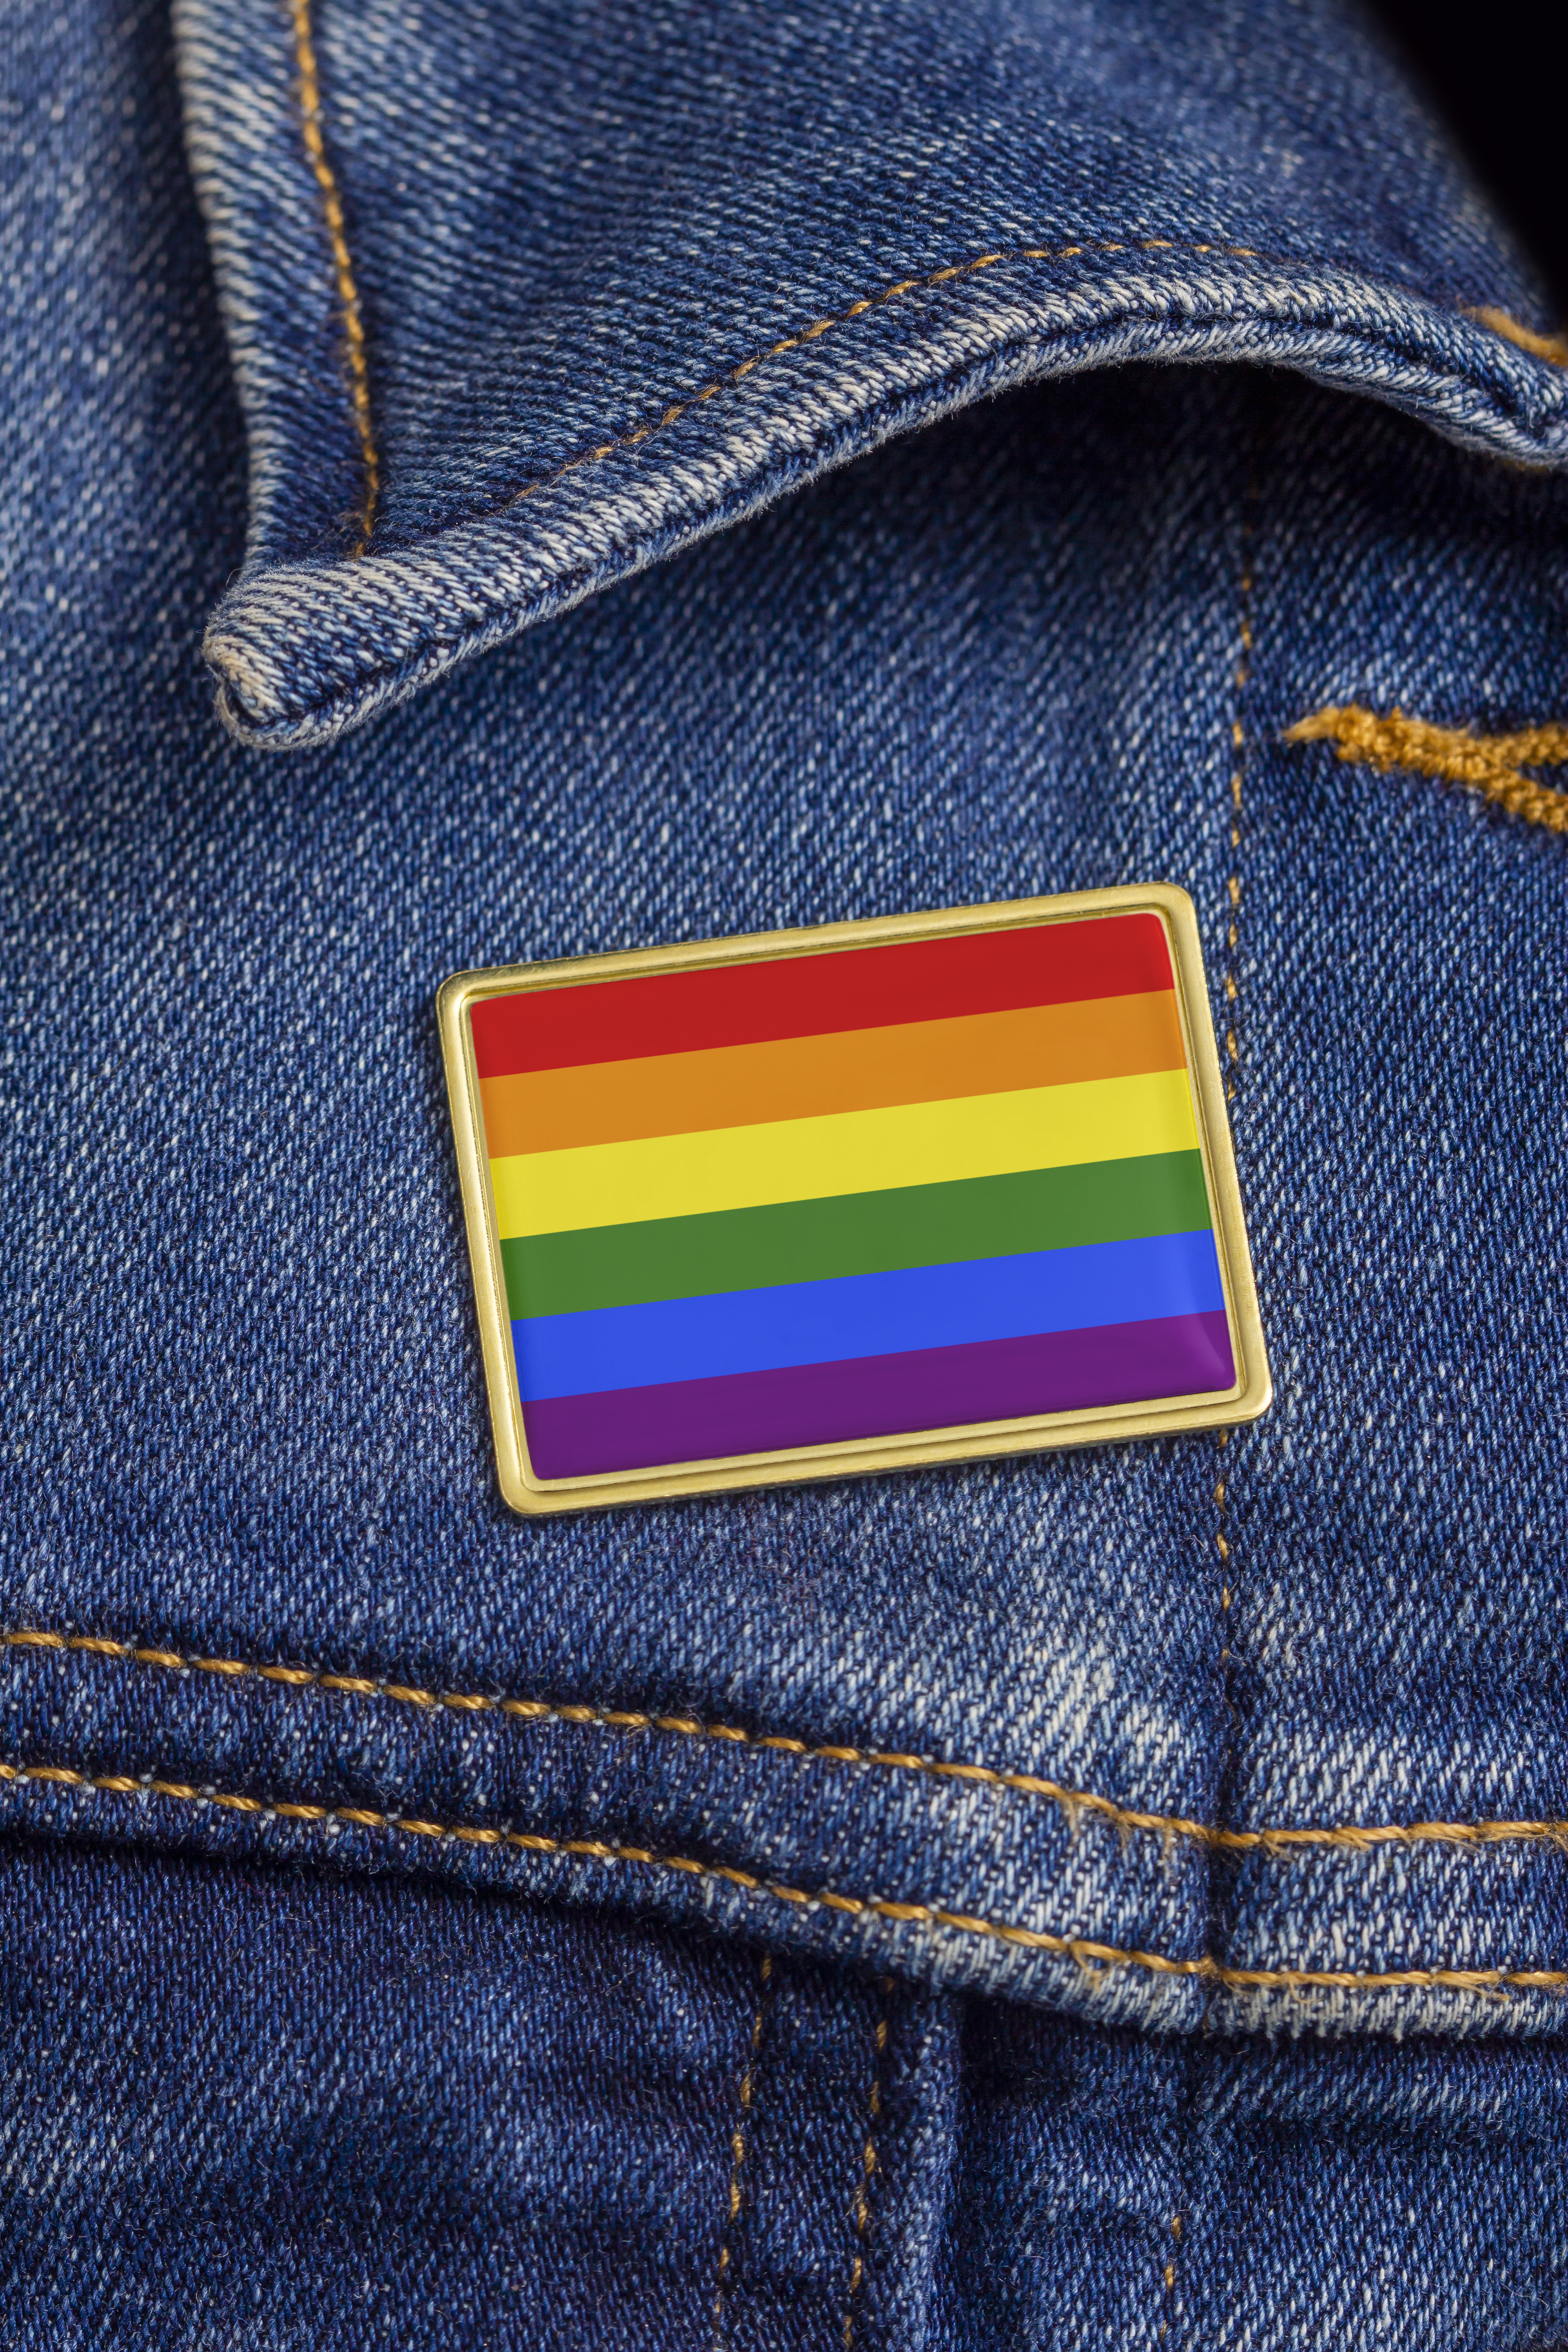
[502,1151,1213,1320]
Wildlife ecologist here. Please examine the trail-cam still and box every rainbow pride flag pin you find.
[439,888,1269,1512]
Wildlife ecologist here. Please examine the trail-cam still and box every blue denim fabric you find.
[174,0,1568,746]
[7,1836,1568,2348]
[3,0,1568,2341]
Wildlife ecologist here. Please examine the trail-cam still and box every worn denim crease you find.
[433,258,1568,539]
[172,0,1568,747]
[194,211,1568,745]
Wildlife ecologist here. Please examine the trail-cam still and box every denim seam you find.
[1284,705,1568,833]
[841,1982,892,2351]
[1223,510,1257,1103]
[491,238,1268,516]
[1203,441,1262,2061]
[287,0,378,552]
[711,1950,771,2348]
[206,267,1568,748]
[1210,468,1256,1884]
[0,1754,1562,1997]
[1159,2211,1183,2344]
[400,256,1565,547]
[1466,306,1568,368]
[6,1628,1568,1860]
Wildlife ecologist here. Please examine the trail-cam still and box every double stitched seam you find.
[288,0,378,554]
[1,1756,1563,1994]
[1285,706,1568,836]
[712,1951,772,2347]
[7,1628,1568,1859]
[841,1981,892,2352]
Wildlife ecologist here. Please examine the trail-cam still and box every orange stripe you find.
[479,990,1186,1157]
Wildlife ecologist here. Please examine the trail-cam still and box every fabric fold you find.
[174,0,1568,750]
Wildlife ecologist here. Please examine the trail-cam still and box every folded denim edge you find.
[200,262,1568,751]
[6,1762,1567,2043]
[5,1630,1568,2043]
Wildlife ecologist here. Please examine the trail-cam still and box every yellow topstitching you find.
[289,0,379,554]
[5,1626,1566,1861]
[1285,705,1568,835]
[254,74,1564,585]
[1159,2210,1183,2343]
[1465,306,1568,369]
[711,1949,772,2347]
[0,1754,1562,1998]
[841,1981,893,2351]
[495,238,1260,515]
[481,250,1568,524]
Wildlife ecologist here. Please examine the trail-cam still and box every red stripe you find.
[471,913,1173,1078]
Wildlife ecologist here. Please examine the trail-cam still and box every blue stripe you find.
[512,1228,1225,1402]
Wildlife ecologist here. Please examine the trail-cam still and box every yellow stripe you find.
[490,1067,1200,1239]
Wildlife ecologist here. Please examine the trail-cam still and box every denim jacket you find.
[3,0,1567,2343]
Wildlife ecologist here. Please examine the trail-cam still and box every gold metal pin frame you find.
[439,885,1271,1514]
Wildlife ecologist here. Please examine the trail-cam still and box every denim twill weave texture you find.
[2,0,1568,2343]
[174,0,1568,745]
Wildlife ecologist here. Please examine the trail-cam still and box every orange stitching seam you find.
[495,239,1260,519]
[288,0,378,554]
[1465,306,1568,369]
[0,1754,1563,1996]
[1284,706,1568,835]
[1158,2210,1183,2343]
[841,1980,892,2351]
[439,245,1568,534]
[5,1626,1568,1860]
[712,1950,771,2347]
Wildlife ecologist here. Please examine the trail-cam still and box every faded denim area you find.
[2,0,1568,2343]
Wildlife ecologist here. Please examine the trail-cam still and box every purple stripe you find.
[522,1309,1235,1479]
